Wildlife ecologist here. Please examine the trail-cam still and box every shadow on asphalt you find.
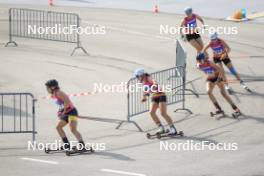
[240,114,264,124]
[80,151,135,161]
[107,119,240,152]
[145,113,198,133]
[0,105,29,117]
[0,149,135,161]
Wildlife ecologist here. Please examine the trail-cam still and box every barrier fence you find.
[5,8,87,56]
[176,40,187,68]
[115,40,197,131]
[116,66,192,132]
[0,93,37,141]
[176,40,199,98]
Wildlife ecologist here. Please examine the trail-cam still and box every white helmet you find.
[134,68,145,77]
[184,7,192,15]
[209,32,218,40]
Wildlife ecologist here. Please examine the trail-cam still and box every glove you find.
[57,110,65,118]
[180,35,186,42]
[141,97,147,102]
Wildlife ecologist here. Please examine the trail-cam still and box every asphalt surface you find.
[0,4,264,176]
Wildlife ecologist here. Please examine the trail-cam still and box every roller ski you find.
[156,129,184,139]
[240,80,252,93]
[210,110,225,118]
[146,126,166,139]
[146,126,184,139]
[65,147,94,156]
[44,145,76,154]
[45,147,63,154]
[210,110,226,120]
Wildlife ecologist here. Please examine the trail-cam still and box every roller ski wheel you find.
[146,131,166,139]
[168,129,184,137]
[156,133,162,139]
[157,129,184,139]
[44,147,50,154]
[90,148,95,153]
[45,145,76,154]
[178,131,184,136]
[66,150,71,156]
[44,146,65,154]
[210,110,225,117]
[65,147,94,156]
[232,111,241,119]
[146,133,151,139]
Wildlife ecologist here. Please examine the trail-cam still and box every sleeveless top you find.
[52,90,74,112]
[209,39,226,56]
[142,75,164,97]
[197,60,216,75]
[183,14,198,34]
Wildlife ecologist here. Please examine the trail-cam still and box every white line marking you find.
[21,157,59,165]
[82,21,176,43]
[101,169,146,176]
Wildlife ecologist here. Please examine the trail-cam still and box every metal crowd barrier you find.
[175,40,199,98]
[0,93,37,141]
[116,66,192,132]
[5,8,87,56]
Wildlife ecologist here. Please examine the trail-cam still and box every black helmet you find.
[45,79,59,88]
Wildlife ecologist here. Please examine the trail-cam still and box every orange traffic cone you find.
[48,0,53,6]
[233,10,243,19]
[153,5,159,13]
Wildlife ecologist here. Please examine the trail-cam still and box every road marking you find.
[101,169,146,176]
[83,21,176,43]
[21,157,59,165]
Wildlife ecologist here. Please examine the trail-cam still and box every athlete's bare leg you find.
[56,120,68,138]
[159,102,173,126]
[217,81,235,106]
[207,81,217,103]
[149,102,162,126]
[189,39,203,53]
[195,38,208,57]
[69,119,83,142]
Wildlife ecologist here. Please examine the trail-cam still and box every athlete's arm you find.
[180,20,185,36]
[56,91,71,113]
[202,43,210,53]
[196,14,205,25]
[221,39,231,53]
[141,94,147,102]
[210,62,224,78]
[151,78,158,86]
